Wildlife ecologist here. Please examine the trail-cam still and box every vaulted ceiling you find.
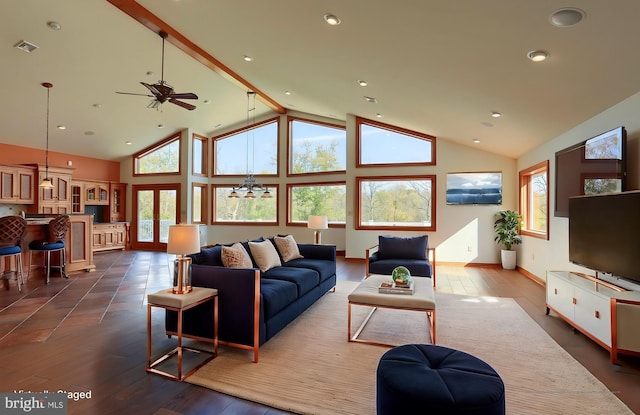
[2,0,640,161]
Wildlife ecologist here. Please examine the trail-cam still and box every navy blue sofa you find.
[165,238,337,362]
[365,235,435,285]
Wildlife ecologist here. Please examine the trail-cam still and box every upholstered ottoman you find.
[376,344,505,415]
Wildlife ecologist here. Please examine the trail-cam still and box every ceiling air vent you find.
[14,40,39,53]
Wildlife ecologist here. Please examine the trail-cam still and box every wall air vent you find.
[14,40,39,53]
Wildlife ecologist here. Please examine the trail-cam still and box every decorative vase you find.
[392,266,411,285]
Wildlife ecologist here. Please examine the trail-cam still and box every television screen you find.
[569,191,640,284]
[446,172,502,205]
[555,126,626,217]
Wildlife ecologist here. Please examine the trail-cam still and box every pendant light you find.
[228,91,271,198]
[39,82,54,189]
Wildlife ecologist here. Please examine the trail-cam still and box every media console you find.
[546,271,640,363]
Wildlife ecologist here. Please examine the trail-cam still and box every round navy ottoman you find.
[376,344,505,415]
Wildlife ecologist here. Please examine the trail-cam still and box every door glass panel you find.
[137,190,154,242]
[159,189,177,243]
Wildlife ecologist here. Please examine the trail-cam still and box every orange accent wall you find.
[0,143,120,182]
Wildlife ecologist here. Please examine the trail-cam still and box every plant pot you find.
[501,249,517,270]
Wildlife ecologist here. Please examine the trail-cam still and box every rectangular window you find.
[192,134,208,176]
[356,176,436,231]
[288,117,346,175]
[212,184,278,224]
[133,133,181,175]
[357,117,435,167]
[287,182,346,225]
[192,183,207,224]
[519,160,549,239]
[213,117,279,176]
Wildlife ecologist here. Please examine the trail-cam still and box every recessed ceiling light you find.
[213,123,222,128]
[490,111,502,118]
[203,99,210,104]
[14,40,38,53]
[323,13,341,25]
[376,113,383,118]
[549,8,585,27]
[358,80,368,87]
[157,124,164,129]
[473,139,481,144]
[57,125,66,130]
[364,96,377,103]
[243,55,253,62]
[527,50,549,62]
[285,91,292,95]
[125,141,132,145]
[93,103,102,108]
[84,131,95,136]
[47,21,62,30]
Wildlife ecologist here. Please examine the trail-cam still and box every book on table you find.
[378,281,415,295]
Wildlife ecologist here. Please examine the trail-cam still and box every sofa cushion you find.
[282,258,336,283]
[378,235,428,260]
[263,266,319,297]
[221,243,253,268]
[190,245,223,266]
[369,258,432,278]
[274,235,303,262]
[249,240,282,272]
[260,278,298,319]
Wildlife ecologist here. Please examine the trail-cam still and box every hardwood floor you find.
[1,250,639,414]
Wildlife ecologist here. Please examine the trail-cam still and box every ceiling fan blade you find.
[170,92,198,100]
[141,82,162,97]
[116,91,155,97]
[169,98,196,111]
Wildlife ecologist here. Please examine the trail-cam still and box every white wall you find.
[518,91,640,281]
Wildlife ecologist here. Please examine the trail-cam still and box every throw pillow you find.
[221,243,253,268]
[249,240,282,272]
[378,235,428,260]
[274,235,303,262]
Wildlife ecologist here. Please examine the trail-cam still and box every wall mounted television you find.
[555,126,626,217]
[569,191,640,285]
[446,172,502,205]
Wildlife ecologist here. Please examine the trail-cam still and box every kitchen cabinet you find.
[0,165,35,204]
[85,182,109,205]
[30,165,72,214]
[109,182,127,222]
[93,222,129,252]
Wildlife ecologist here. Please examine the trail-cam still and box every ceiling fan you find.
[116,31,198,111]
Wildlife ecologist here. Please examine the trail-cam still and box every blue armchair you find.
[365,235,436,286]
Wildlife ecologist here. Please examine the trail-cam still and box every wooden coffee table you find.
[348,274,436,347]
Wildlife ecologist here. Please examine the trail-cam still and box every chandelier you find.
[229,91,271,199]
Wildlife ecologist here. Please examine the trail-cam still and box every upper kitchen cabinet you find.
[0,164,35,204]
[30,165,73,214]
[84,181,109,205]
[109,182,127,222]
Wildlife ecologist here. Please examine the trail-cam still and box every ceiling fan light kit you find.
[116,31,198,110]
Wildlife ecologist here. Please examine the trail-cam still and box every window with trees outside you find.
[192,134,208,176]
[213,118,278,176]
[134,133,181,175]
[288,117,346,175]
[287,182,346,226]
[356,176,436,231]
[356,117,435,167]
[212,185,278,224]
[192,183,207,224]
[519,160,549,239]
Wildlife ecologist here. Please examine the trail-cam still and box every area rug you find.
[186,281,633,415]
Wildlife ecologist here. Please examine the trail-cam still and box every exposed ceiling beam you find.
[107,0,285,114]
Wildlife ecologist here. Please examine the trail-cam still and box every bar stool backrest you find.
[0,216,27,248]
[48,215,70,244]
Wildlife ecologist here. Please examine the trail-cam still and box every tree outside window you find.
[212,185,278,224]
[288,183,346,225]
[519,161,549,239]
[289,118,346,175]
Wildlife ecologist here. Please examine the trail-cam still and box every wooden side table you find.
[147,287,218,381]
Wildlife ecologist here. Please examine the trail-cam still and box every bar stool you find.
[28,215,70,284]
[0,216,27,292]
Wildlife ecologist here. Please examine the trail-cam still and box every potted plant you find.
[494,210,522,269]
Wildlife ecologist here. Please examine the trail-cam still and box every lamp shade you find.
[167,224,201,255]
[307,215,328,230]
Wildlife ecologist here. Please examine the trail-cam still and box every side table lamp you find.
[167,224,201,294]
[307,215,328,245]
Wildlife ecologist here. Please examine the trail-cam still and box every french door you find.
[131,184,180,251]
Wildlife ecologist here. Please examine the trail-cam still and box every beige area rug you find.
[186,281,633,415]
